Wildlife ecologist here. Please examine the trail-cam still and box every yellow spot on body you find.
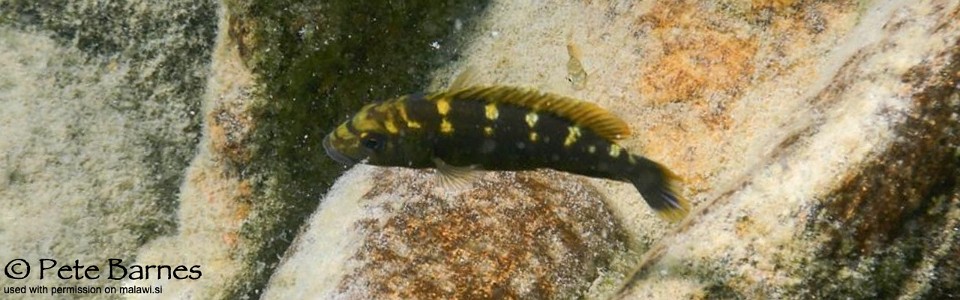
[564,126,581,147]
[407,120,422,129]
[628,155,636,164]
[440,119,454,134]
[609,144,621,157]
[437,98,451,116]
[485,103,499,120]
[483,126,494,136]
[529,132,538,142]
[525,112,539,128]
[587,145,596,154]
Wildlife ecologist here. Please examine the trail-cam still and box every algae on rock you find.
[139,1,491,298]
[0,0,216,296]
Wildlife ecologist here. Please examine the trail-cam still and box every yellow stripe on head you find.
[396,101,409,120]
[335,124,354,139]
[384,120,399,134]
[395,100,421,130]
[407,120,422,129]
[379,106,401,134]
[348,102,404,135]
[351,104,383,132]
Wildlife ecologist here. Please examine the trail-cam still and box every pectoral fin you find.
[432,158,483,191]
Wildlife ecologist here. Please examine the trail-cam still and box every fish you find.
[566,42,588,91]
[323,82,690,221]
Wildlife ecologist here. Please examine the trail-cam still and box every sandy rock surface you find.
[1,0,957,299]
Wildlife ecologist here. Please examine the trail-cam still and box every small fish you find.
[323,82,690,221]
[566,42,588,90]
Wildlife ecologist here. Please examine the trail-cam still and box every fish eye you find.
[360,133,385,151]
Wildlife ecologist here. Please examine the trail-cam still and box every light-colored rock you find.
[131,1,491,298]
[2,0,957,298]
[615,0,960,298]
[266,0,960,299]
[266,166,631,299]
[0,0,215,297]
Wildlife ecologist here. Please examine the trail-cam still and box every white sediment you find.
[263,166,374,298]
[0,28,174,293]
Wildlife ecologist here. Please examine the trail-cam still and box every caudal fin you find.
[628,157,690,222]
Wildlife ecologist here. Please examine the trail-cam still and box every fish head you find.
[324,101,412,167]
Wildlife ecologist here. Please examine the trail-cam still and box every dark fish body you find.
[324,86,689,221]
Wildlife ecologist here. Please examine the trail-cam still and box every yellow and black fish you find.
[323,84,690,221]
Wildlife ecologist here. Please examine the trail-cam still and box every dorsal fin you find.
[442,86,631,140]
[447,67,479,93]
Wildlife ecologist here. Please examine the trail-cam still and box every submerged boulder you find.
[1,0,956,299]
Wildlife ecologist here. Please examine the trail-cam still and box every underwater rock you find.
[266,167,629,298]
[612,1,960,298]
[3,0,957,299]
[0,0,215,296]
[270,0,959,299]
[137,0,487,298]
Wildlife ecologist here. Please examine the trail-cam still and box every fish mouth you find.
[323,135,358,166]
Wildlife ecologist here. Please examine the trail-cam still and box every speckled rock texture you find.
[268,0,960,299]
[1,0,958,299]
[267,167,629,298]
[0,0,215,297]
[613,1,960,298]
